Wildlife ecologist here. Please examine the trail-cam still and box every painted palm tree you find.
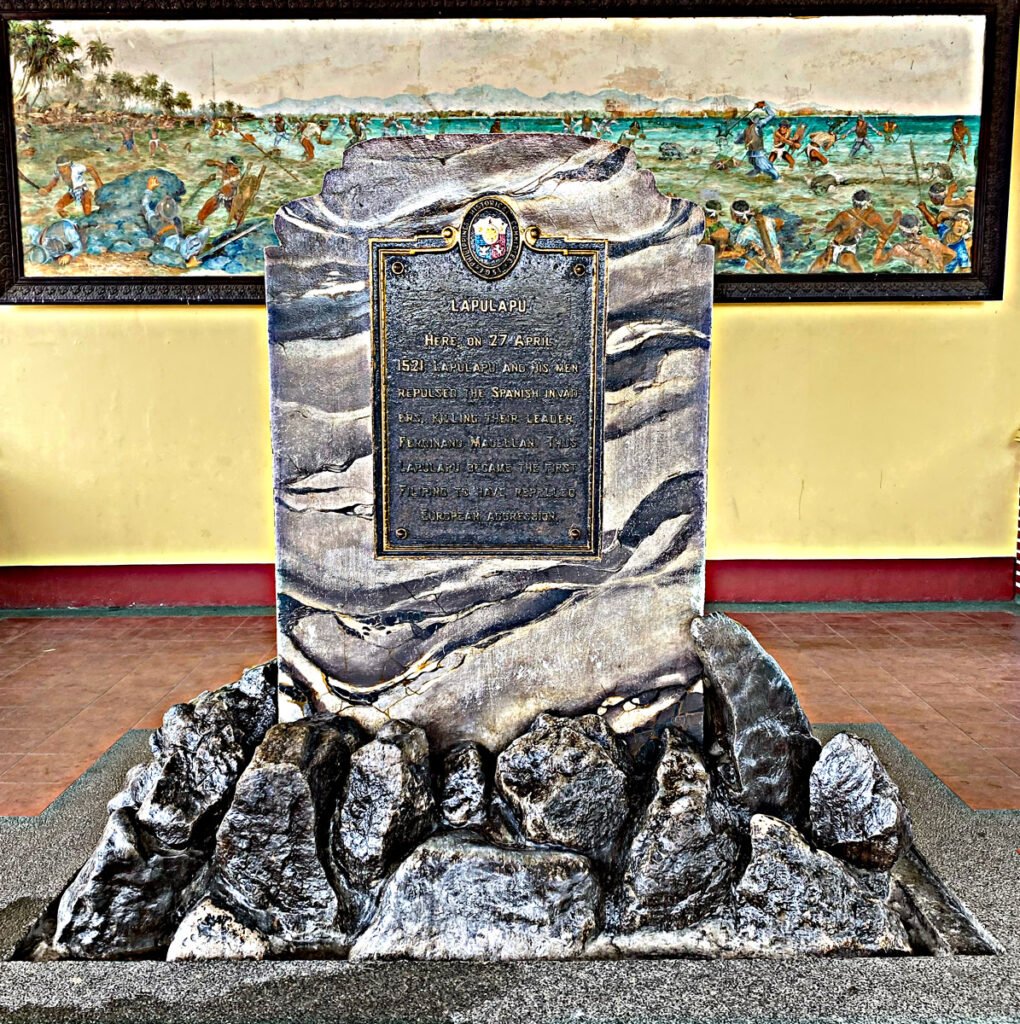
[138,72,160,109]
[8,21,40,103]
[53,55,86,100]
[109,70,135,110]
[91,69,109,106]
[85,38,113,107]
[158,79,175,114]
[9,20,69,107]
[85,38,113,73]
[174,91,193,116]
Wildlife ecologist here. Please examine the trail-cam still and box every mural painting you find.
[7,16,985,278]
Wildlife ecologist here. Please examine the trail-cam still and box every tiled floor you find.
[0,610,1016,816]
[728,610,1020,811]
[0,615,276,816]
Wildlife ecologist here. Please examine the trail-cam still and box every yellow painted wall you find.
[1,114,1018,567]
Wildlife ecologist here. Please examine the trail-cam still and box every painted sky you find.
[49,16,986,115]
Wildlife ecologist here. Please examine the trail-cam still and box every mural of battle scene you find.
[8,16,984,278]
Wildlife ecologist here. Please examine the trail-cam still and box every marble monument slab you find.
[266,135,713,751]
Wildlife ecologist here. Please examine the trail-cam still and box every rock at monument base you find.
[691,613,821,824]
[599,682,705,761]
[616,730,739,932]
[132,663,279,848]
[440,742,489,829]
[350,832,600,961]
[210,716,365,956]
[495,713,631,862]
[51,809,209,959]
[166,898,269,962]
[889,851,1004,956]
[810,731,912,870]
[332,720,437,888]
[600,805,913,959]
[736,815,911,956]
[50,664,277,958]
[589,912,745,959]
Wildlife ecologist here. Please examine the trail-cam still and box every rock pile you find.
[199,219,279,274]
[43,664,278,959]
[24,613,969,962]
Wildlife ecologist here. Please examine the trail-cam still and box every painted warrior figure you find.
[40,155,103,216]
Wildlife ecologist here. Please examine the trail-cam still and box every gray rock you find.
[3,897,54,962]
[332,720,437,887]
[131,663,279,848]
[495,713,631,862]
[658,141,687,159]
[213,716,365,955]
[809,731,912,870]
[440,742,489,829]
[79,170,276,273]
[736,815,911,956]
[148,248,187,269]
[166,898,269,961]
[589,911,745,959]
[889,853,1003,957]
[691,614,820,823]
[90,169,185,219]
[51,809,209,958]
[480,792,530,848]
[50,664,277,958]
[617,730,739,931]
[350,832,600,960]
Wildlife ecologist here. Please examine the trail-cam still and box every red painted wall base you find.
[0,558,1014,609]
[0,564,277,610]
[705,557,1014,603]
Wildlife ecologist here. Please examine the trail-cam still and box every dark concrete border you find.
[1,725,1017,1024]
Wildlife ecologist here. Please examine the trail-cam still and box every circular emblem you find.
[458,197,522,280]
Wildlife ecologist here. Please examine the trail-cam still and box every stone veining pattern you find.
[265,135,713,749]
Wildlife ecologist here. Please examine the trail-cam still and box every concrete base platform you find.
[1,725,1017,1024]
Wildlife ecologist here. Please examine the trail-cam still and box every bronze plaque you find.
[370,197,607,558]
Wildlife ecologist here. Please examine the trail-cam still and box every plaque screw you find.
[572,263,586,277]
[395,528,408,540]
[568,527,582,540]
[390,260,405,276]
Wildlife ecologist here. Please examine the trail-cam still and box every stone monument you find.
[17,136,999,964]
[266,134,712,751]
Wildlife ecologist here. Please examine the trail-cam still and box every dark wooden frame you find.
[1,0,1016,304]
